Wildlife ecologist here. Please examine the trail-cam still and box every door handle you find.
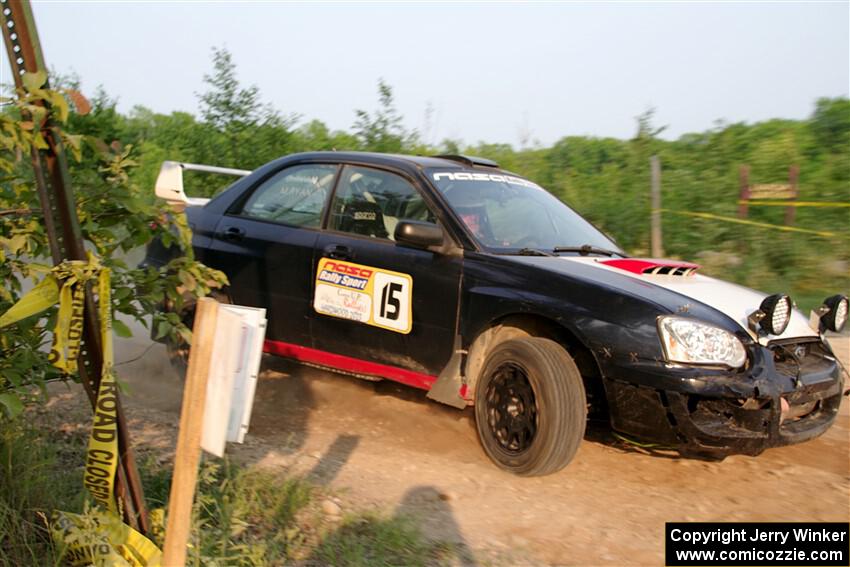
[323,244,353,261]
[221,226,245,242]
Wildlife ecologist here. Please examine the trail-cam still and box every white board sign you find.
[201,304,267,457]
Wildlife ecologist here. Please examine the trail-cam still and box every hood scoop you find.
[600,258,700,276]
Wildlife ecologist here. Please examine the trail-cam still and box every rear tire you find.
[474,337,586,476]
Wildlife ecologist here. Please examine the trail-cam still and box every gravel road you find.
[48,324,849,565]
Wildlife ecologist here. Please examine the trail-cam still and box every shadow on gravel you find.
[395,486,478,566]
[240,355,318,454]
[301,484,478,567]
[307,434,361,486]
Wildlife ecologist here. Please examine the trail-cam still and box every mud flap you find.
[426,336,468,409]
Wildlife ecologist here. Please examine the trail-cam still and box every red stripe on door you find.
[263,339,437,391]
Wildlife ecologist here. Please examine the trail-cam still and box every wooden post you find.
[786,165,799,226]
[162,298,220,566]
[650,155,663,258]
[738,165,751,219]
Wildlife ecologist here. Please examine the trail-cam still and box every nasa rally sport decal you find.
[313,258,413,334]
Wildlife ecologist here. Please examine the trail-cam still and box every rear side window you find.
[240,164,337,227]
[328,166,435,240]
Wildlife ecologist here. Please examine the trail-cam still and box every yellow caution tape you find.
[738,200,850,208]
[51,510,133,566]
[0,272,59,327]
[84,267,120,516]
[52,508,163,567]
[0,254,161,566]
[657,209,838,238]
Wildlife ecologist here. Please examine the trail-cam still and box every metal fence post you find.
[1,0,149,534]
[650,155,663,258]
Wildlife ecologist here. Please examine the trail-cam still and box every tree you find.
[195,47,293,169]
[810,97,850,154]
[294,119,358,152]
[352,79,414,153]
[197,47,266,132]
[633,107,667,145]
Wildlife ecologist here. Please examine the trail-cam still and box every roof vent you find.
[432,154,499,168]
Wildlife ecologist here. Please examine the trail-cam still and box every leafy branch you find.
[0,73,227,418]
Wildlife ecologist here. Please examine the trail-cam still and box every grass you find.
[313,514,452,567]
[181,458,455,566]
[0,418,455,567]
[185,458,315,565]
[0,422,83,567]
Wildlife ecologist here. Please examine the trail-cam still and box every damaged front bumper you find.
[602,338,845,458]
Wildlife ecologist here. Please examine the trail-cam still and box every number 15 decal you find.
[380,283,403,319]
[314,258,413,334]
[373,272,412,333]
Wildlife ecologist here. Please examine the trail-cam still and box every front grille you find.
[768,338,842,432]
[769,339,833,380]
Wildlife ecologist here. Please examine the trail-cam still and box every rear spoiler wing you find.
[155,161,252,208]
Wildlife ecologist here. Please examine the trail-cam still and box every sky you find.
[1,1,848,147]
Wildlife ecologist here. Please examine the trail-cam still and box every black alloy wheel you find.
[485,362,538,454]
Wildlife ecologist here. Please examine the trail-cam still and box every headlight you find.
[822,294,848,333]
[658,316,747,368]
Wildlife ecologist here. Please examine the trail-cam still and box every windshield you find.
[428,169,620,253]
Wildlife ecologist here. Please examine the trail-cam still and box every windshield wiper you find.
[552,244,624,257]
[516,248,555,257]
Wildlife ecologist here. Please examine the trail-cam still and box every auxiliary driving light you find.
[759,294,792,336]
[821,294,848,333]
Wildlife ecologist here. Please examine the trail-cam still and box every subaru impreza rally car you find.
[145,152,848,476]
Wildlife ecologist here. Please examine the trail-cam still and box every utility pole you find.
[1,0,149,534]
[650,155,663,258]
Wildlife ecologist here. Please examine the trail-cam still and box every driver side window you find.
[328,166,436,240]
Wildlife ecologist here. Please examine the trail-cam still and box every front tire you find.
[474,337,586,476]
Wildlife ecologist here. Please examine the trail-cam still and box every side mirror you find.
[394,220,444,249]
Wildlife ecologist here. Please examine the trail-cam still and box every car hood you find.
[526,256,817,345]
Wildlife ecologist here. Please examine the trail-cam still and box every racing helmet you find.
[445,185,494,243]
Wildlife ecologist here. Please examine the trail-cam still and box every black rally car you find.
[145,152,848,476]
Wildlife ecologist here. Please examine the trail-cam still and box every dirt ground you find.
[46,325,850,566]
